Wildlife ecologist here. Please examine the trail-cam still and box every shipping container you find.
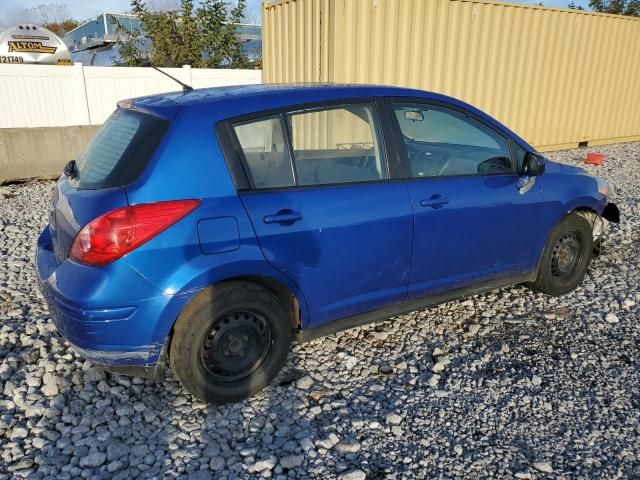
[263,0,640,151]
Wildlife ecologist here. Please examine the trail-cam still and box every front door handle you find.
[263,210,303,225]
[420,195,449,209]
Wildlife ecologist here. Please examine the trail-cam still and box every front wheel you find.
[170,281,292,404]
[529,213,593,296]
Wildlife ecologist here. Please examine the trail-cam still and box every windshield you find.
[73,109,169,190]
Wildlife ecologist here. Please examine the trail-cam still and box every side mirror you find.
[522,152,546,176]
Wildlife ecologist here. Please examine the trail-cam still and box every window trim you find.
[231,114,296,190]
[215,121,251,190]
[285,102,390,186]
[382,97,518,180]
[216,97,395,192]
[280,112,300,186]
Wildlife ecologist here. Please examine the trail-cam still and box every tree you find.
[26,4,79,36]
[120,0,250,68]
[589,0,640,15]
[568,2,586,9]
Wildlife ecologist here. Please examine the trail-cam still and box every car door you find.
[228,101,413,328]
[388,100,544,297]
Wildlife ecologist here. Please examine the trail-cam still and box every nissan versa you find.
[36,84,620,403]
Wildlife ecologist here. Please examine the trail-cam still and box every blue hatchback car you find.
[36,84,620,403]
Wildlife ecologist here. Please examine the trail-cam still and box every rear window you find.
[73,109,169,190]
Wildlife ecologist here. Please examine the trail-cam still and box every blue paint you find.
[35,84,609,369]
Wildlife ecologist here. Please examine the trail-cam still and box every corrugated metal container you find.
[263,0,640,151]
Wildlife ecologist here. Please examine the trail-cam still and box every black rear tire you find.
[529,213,593,296]
[170,281,292,404]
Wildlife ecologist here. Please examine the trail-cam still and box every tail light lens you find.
[70,199,200,266]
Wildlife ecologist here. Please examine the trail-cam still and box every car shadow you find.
[26,280,611,478]
[27,294,479,478]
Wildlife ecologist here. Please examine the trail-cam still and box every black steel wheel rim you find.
[200,310,271,382]
[551,231,583,278]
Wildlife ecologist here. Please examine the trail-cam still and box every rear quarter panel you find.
[122,106,310,343]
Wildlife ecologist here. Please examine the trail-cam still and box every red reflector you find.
[586,152,605,166]
[70,199,200,266]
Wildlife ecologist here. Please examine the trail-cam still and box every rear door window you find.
[231,102,387,189]
[74,109,169,190]
[286,104,387,186]
[232,116,294,188]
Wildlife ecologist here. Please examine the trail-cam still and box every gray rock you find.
[316,433,339,449]
[10,427,28,440]
[385,413,402,426]
[295,375,314,390]
[338,470,366,480]
[605,313,619,323]
[8,458,34,471]
[107,460,127,473]
[130,444,148,457]
[533,462,553,473]
[253,456,277,472]
[209,457,225,471]
[300,437,315,451]
[279,454,304,469]
[79,452,107,468]
[41,382,59,397]
[25,404,45,418]
[107,442,130,461]
[335,441,361,453]
[83,367,106,383]
[0,363,13,381]
[25,374,41,387]
[432,361,446,372]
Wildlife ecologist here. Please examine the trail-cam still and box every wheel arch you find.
[564,195,605,217]
[571,205,599,228]
[160,270,308,364]
[533,205,598,277]
[226,275,302,331]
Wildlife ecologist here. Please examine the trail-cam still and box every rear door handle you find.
[263,210,303,225]
[420,195,449,209]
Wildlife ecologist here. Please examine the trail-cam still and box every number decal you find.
[0,56,24,63]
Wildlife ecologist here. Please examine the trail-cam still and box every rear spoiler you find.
[117,97,181,122]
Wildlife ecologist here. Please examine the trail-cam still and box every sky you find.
[0,0,591,28]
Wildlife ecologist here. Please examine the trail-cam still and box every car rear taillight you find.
[69,199,200,266]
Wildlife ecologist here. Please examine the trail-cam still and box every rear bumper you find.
[36,226,172,375]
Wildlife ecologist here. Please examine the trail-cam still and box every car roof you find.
[133,83,427,108]
[128,83,535,151]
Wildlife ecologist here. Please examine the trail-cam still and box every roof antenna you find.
[146,63,194,93]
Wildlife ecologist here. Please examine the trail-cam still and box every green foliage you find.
[120,0,251,68]
[567,2,585,10]
[589,0,640,15]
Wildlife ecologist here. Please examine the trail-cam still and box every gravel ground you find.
[1,142,639,480]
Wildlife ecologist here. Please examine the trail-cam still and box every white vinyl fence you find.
[0,64,262,129]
